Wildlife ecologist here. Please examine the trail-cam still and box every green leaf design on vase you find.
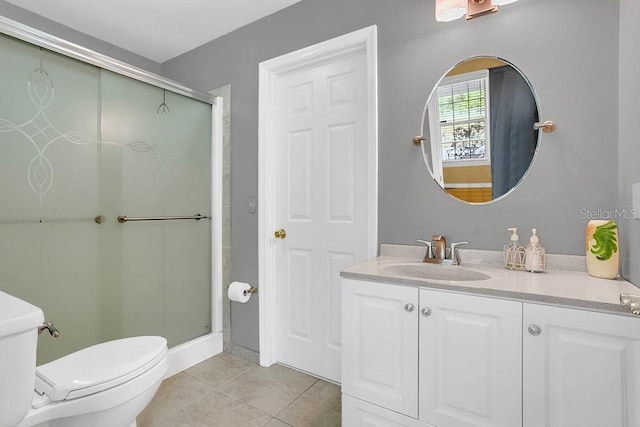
[590,220,618,261]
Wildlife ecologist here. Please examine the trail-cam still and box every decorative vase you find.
[586,220,619,279]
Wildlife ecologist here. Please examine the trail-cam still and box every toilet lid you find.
[34,336,167,402]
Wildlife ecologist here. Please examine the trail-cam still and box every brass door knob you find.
[274,229,287,239]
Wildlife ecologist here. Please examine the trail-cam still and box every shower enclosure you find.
[0,20,219,366]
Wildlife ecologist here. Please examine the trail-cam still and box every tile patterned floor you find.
[138,352,341,427]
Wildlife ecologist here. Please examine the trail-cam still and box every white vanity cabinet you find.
[343,394,430,427]
[341,278,420,418]
[342,276,640,427]
[523,303,640,427]
[419,289,522,427]
[342,278,522,426]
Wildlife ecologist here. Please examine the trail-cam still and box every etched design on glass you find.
[120,93,169,156]
[154,89,170,153]
[0,64,93,199]
[0,59,172,201]
[123,90,172,157]
[128,140,157,153]
[157,90,170,115]
[137,89,171,188]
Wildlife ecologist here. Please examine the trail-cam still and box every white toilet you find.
[0,290,168,427]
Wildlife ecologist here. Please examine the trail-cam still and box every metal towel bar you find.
[117,214,207,223]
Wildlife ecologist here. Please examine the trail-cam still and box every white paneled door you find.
[259,27,377,383]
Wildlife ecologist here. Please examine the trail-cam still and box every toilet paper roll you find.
[228,281,252,303]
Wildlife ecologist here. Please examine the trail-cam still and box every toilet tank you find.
[0,291,44,427]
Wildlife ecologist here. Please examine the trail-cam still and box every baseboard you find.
[224,341,260,365]
[165,332,223,377]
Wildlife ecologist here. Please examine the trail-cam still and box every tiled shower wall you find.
[209,84,260,363]
[209,85,234,356]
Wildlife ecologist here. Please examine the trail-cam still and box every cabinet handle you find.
[421,307,432,317]
[404,303,414,313]
[528,324,542,336]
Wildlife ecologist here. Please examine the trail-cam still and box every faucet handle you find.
[450,242,469,265]
[451,241,469,250]
[416,239,433,259]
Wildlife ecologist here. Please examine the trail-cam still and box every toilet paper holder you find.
[227,282,257,303]
[243,287,258,296]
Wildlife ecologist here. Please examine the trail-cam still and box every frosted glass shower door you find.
[100,71,212,347]
[0,36,102,364]
[0,32,213,365]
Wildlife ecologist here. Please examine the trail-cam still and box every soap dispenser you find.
[524,228,545,272]
[504,228,524,269]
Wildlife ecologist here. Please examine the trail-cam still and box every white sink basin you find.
[379,262,491,282]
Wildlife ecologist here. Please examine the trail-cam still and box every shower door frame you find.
[0,15,223,376]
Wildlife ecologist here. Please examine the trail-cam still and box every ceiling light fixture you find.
[435,0,519,22]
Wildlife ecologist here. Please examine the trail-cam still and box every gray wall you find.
[619,0,640,285]
[162,0,627,352]
[2,0,630,353]
[0,0,160,73]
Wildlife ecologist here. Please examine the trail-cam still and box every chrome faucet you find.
[417,236,468,265]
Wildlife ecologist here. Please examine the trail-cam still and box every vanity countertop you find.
[341,247,640,316]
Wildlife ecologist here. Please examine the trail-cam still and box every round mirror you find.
[418,56,540,204]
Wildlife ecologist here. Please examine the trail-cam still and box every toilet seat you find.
[34,336,167,403]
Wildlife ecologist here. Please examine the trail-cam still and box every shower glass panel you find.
[0,36,102,363]
[100,71,212,347]
[0,34,212,364]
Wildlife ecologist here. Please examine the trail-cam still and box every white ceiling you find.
[5,0,301,63]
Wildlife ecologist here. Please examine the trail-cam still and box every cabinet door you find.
[523,303,640,427]
[342,278,419,418]
[419,289,523,427]
[343,394,434,427]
